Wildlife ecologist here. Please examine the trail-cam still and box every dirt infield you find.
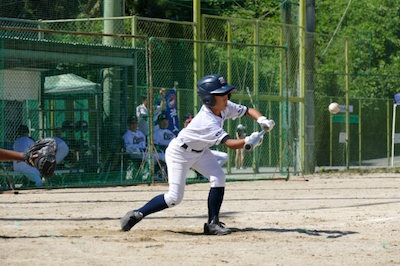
[1,173,400,265]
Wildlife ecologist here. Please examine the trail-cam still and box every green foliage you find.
[316,0,400,98]
[2,0,400,98]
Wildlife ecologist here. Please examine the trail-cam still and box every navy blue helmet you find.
[196,74,237,107]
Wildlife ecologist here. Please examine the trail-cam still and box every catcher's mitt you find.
[24,138,57,178]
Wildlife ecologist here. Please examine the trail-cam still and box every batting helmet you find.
[197,74,237,107]
[237,124,246,130]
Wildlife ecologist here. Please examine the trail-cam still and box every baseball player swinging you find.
[120,74,275,235]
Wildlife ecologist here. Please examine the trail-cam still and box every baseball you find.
[328,102,340,114]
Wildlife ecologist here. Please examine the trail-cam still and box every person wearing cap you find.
[154,113,176,154]
[235,124,247,169]
[122,116,163,166]
[122,116,147,161]
[13,125,43,187]
[152,113,175,182]
[120,74,275,235]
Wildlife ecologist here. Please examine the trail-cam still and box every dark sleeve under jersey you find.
[220,135,231,144]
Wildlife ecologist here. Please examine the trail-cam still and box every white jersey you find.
[154,128,175,147]
[122,129,147,153]
[136,104,147,118]
[177,101,247,150]
[136,103,163,134]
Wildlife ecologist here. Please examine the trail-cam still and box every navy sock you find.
[137,194,168,217]
[207,187,225,223]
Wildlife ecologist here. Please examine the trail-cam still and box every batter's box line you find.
[233,227,358,238]
[166,227,358,238]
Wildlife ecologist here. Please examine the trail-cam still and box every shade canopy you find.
[44,73,98,99]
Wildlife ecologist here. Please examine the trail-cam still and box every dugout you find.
[0,33,143,173]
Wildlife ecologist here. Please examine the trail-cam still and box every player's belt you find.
[181,144,203,153]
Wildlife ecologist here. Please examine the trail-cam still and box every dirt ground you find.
[1,172,400,266]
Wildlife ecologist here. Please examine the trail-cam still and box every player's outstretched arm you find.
[246,107,263,120]
[246,108,275,132]
[0,148,24,162]
[224,138,245,150]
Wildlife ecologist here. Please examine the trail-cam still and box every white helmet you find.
[237,124,246,130]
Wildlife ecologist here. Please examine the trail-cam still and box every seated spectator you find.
[122,116,166,180]
[13,125,43,187]
[122,116,147,161]
[153,113,175,163]
[154,113,176,151]
[52,126,70,165]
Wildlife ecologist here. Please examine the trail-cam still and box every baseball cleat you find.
[120,211,143,231]
[203,217,231,235]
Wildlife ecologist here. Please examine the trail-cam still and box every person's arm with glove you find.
[23,138,57,178]
[246,108,275,132]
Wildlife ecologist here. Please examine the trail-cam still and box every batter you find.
[120,74,275,235]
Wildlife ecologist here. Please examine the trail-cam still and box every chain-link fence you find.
[1,15,400,190]
[148,36,295,178]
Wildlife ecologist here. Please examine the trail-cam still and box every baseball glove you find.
[24,138,57,178]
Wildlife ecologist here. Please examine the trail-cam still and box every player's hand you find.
[244,132,263,147]
[23,138,57,178]
[257,116,275,132]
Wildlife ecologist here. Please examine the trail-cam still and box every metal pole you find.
[391,103,396,167]
[193,0,201,111]
[345,38,350,169]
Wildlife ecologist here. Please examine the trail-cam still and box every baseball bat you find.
[244,130,265,152]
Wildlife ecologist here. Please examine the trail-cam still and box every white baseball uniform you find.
[163,100,247,207]
[13,136,43,187]
[211,150,229,166]
[154,128,175,162]
[154,128,175,148]
[122,129,147,160]
[122,129,163,163]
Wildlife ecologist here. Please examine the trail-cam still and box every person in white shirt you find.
[121,74,275,235]
[136,88,167,136]
[13,125,43,187]
[122,116,166,182]
[136,95,149,136]
[184,114,228,167]
[153,113,175,162]
[154,113,175,150]
[122,116,147,161]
